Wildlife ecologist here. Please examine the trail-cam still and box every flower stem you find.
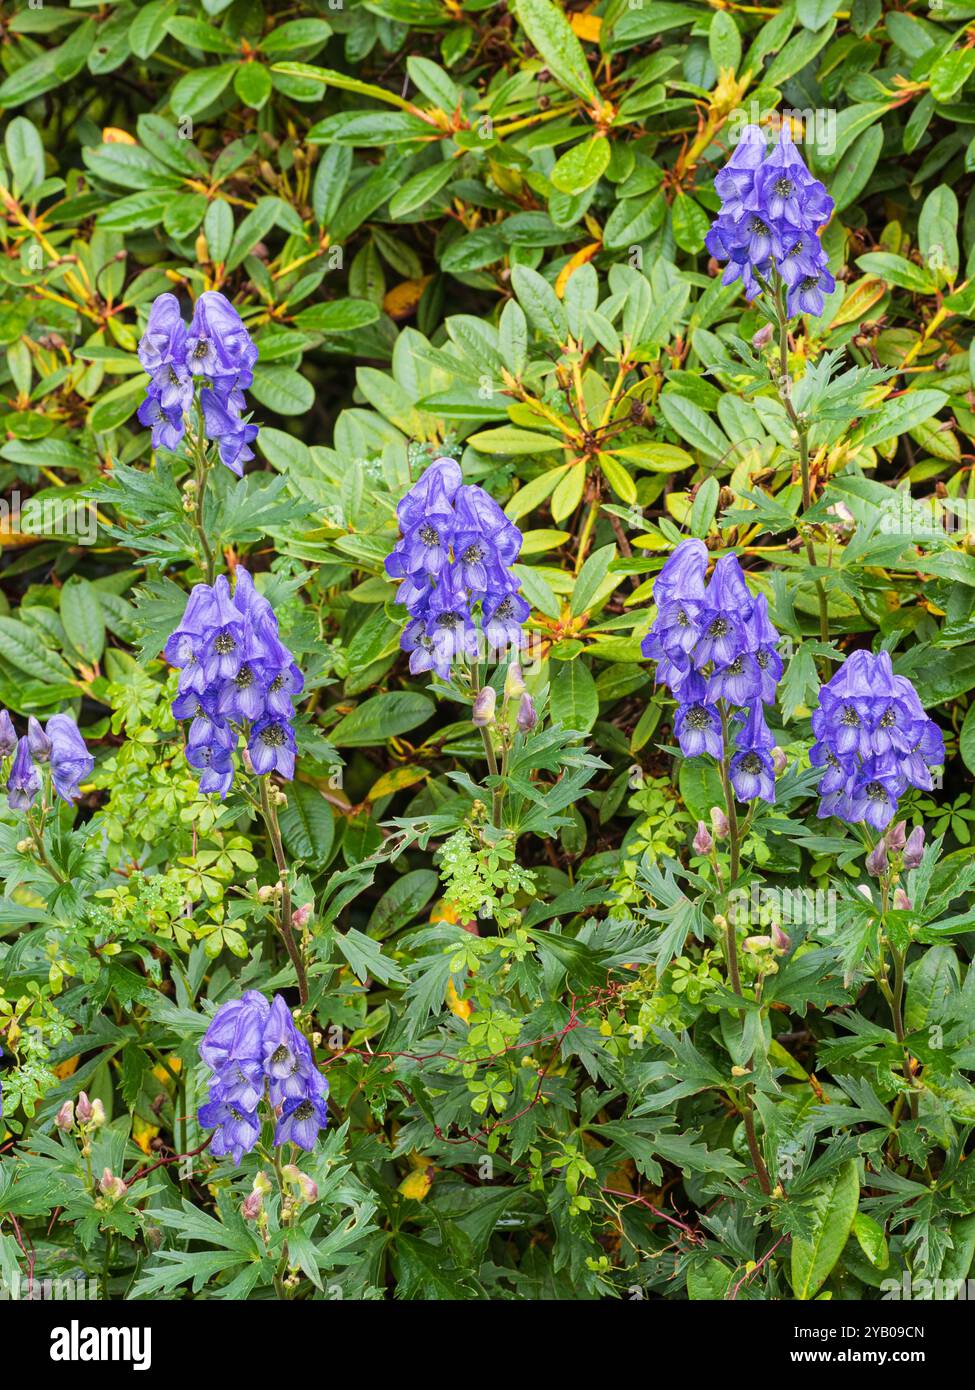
[472,664,503,828]
[258,775,308,1007]
[717,708,771,1196]
[771,272,830,667]
[191,400,217,585]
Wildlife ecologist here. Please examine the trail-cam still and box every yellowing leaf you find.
[383,277,432,320]
[367,766,429,800]
[132,1116,159,1156]
[446,977,472,1022]
[829,275,886,328]
[570,12,602,42]
[103,127,137,144]
[555,241,600,298]
[399,1166,434,1200]
[54,1054,79,1080]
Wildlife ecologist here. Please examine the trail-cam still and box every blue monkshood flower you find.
[27,716,51,762]
[197,1088,262,1167]
[137,291,260,473]
[274,1094,330,1152]
[811,650,943,829]
[47,715,95,802]
[200,991,270,1072]
[5,715,93,812]
[0,709,16,758]
[673,672,723,760]
[167,568,302,795]
[386,457,529,682]
[706,125,835,317]
[641,540,783,803]
[197,991,328,1165]
[7,736,40,811]
[730,703,777,803]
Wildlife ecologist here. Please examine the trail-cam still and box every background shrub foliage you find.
[2,0,975,1303]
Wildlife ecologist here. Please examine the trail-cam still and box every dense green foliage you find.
[3,0,975,1303]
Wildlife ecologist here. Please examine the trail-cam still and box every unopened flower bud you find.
[772,746,788,775]
[752,322,774,350]
[76,1091,92,1124]
[504,662,526,700]
[743,934,772,952]
[27,716,51,763]
[292,903,312,929]
[517,693,537,732]
[296,1172,318,1204]
[903,826,925,870]
[241,747,254,774]
[885,820,907,852]
[771,922,791,954]
[472,686,497,727]
[893,888,912,912]
[99,1168,126,1200]
[253,1170,273,1196]
[865,841,888,877]
[242,1189,263,1221]
[693,820,713,855]
[0,710,15,758]
[55,1101,75,1131]
[89,1098,106,1129]
[258,884,276,903]
[709,806,729,840]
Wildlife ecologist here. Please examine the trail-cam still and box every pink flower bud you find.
[772,746,788,775]
[771,923,791,953]
[885,820,907,852]
[693,820,713,855]
[55,1101,75,1131]
[89,1098,106,1129]
[296,1172,318,1204]
[99,1168,126,1200]
[903,826,925,870]
[893,888,912,912]
[472,686,497,727]
[865,841,888,877]
[709,806,729,840]
[242,1190,263,1221]
[752,322,774,350]
[75,1091,92,1124]
[292,903,312,929]
[517,693,537,732]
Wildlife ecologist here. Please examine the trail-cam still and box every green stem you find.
[772,272,831,666]
[472,664,503,828]
[717,707,771,1196]
[258,775,308,1007]
[25,808,68,884]
[191,402,217,585]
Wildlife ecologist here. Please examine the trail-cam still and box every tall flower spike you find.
[197,990,328,1165]
[137,290,260,473]
[386,457,529,683]
[811,651,943,830]
[641,540,783,803]
[706,124,835,316]
[167,567,303,796]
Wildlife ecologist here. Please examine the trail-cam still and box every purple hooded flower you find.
[0,709,15,758]
[27,716,51,762]
[247,717,297,780]
[274,1093,329,1151]
[198,1089,261,1166]
[811,652,941,827]
[386,459,529,682]
[187,291,259,383]
[7,736,40,811]
[138,291,259,473]
[729,703,776,804]
[46,714,94,802]
[706,124,834,316]
[197,990,328,1166]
